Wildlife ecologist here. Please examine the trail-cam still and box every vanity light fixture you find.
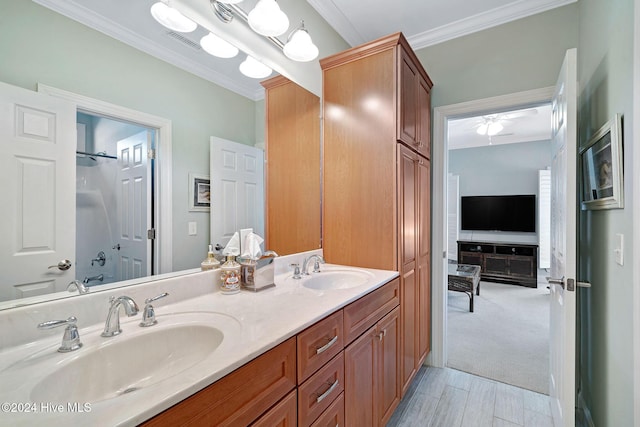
[247,0,289,37]
[150,1,197,33]
[283,21,319,62]
[239,55,273,79]
[210,0,318,63]
[200,32,239,58]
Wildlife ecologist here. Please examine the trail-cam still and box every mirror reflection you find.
[0,0,321,309]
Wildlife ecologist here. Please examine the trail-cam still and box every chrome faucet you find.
[302,254,325,276]
[67,280,89,294]
[37,316,82,352]
[140,292,169,327]
[101,296,139,337]
[83,273,104,284]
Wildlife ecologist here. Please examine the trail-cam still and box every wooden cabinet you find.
[398,47,432,159]
[261,76,321,255]
[297,310,344,383]
[457,241,538,287]
[310,392,344,427]
[298,353,344,427]
[141,338,296,427]
[322,32,432,399]
[345,307,400,427]
[251,390,297,427]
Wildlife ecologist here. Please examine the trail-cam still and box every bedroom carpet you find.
[447,280,550,394]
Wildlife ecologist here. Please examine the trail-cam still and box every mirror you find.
[0,0,326,310]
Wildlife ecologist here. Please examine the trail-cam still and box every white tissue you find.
[222,232,241,256]
[241,232,264,260]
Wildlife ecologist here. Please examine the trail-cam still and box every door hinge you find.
[147,229,156,240]
[148,148,156,160]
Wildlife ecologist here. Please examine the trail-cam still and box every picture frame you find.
[188,173,211,212]
[580,114,623,210]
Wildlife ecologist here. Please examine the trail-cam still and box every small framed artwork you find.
[189,173,211,212]
[580,114,623,210]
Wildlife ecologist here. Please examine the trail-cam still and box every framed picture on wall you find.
[189,173,211,212]
[580,114,623,210]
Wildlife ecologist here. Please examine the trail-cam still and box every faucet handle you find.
[313,256,326,273]
[67,280,89,294]
[140,292,169,327]
[290,263,301,279]
[37,316,82,353]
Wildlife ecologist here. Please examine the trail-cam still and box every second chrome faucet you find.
[101,296,139,337]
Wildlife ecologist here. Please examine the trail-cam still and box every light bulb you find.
[239,55,272,79]
[150,2,197,33]
[200,33,239,58]
[283,26,319,62]
[476,123,488,135]
[487,122,504,136]
[248,0,289,37]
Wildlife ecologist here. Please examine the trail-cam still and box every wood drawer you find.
[297,310,344,383]
[251,390,297,427]
[298,352,345,427]
[140,338,296,427]
[310,391,344,427]
[343,278,399,344]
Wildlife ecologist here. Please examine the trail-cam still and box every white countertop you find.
[0,259,398,426]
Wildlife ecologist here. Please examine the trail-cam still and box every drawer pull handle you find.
[316,335,338,355]
[316,379,339,404]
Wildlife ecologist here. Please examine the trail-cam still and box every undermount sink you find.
[30,314,231,404]
[302,269,374,290]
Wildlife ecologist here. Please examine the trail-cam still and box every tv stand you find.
[457,241,538,287]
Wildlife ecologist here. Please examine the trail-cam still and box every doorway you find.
[429,86,556,376]
[75,112,155,286]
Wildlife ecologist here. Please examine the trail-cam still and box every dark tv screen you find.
[461,195,536,232]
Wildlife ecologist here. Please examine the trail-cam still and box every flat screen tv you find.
[461,195,536,232]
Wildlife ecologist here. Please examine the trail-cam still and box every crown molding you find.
[33,0,264,101]
[306,0,366,47]
[407,0,578,49]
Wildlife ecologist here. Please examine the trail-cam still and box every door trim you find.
[429,86,555,367]
[633,0,640,422]
[36,84,173,274]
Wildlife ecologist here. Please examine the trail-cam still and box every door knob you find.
[546,276,565,289]
[48,259,72,271]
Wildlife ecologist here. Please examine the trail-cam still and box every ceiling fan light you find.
[487,122,504,136]
[200,33,239,58]
[248,0,289,37]
[239,55,272,79]
[216,0,243,3]
[150,2,197,33]
[283,23,319,62]
[476,123,488,135]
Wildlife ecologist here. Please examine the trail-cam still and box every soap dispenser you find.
[201,244,221,271]
[220,255,241,294]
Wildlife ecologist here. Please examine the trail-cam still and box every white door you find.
[116,131,151,280]
[548,48,578,427]
[447,174,460,261]
[210,137,264,251]
[0,81,76,301]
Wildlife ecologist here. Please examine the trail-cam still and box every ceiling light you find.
[239,55,272,79]
[200,33,239,58]
[248,0,289,37]
[216,0,243,3]
[476,119,504,136]
[283,21,319,62]
[150,1,197,33]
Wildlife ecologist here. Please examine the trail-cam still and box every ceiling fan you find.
[474,108,539,136]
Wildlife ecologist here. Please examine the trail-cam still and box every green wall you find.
[0,0,257,271]
[577,0,635,424]
[415,4,579,109]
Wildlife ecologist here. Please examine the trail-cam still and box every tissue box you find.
[239,256,276,292]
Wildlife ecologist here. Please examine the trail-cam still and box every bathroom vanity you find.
[0,251,399,426]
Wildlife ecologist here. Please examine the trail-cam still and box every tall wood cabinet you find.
[321,32,433,400]
[261,76,321,255]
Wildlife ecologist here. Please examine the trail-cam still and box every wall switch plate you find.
[188,222,197,236]
[614,233,624,266]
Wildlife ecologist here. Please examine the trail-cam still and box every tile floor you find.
[388,366,554,427]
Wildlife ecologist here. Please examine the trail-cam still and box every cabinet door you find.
[251,390,297,427]
[397,48,419,148]
[378,307,401,426]
[345,327,376,427]
[417,78,431,159]
[398,145,419,396]
[417,158,431,361]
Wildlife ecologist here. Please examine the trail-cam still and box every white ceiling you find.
[447,104,552,150]
[34,0,564,146]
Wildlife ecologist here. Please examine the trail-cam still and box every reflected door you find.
[116,131,151,280]
[210,137,264,251]
[0,81,76,301]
